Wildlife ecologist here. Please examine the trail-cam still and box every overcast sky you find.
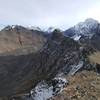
[0,0,100,29]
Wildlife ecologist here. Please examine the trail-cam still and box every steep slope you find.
[0,29,81,99]
[0,25,46,55]
[0,20,99,100]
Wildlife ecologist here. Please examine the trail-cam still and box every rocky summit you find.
[0,18,100,100]
[64,18,100,50]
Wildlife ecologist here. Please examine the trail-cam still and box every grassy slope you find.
[88,52,100,64]
[51,71,100,100]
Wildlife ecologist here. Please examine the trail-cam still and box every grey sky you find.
[0,0,100,29]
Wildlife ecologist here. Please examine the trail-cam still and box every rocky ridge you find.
[0,19,100,100]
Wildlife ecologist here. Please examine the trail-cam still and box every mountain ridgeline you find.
[0,25,46,55]
[0,28,81,97]
[64,18,100,50]
[0,18,100,99]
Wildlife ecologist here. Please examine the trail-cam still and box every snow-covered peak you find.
[3,25,12,30]
[46,27,55,33]
[74,18,99,33]
[27,26,42,31]
[73,35,81,41]
[30,77,68,100]
[64,18,100,41]
[2,25,18,31]
[72,18,99,39]
[0,24,6,31]
[83,18,98,29]
[85,18,98,24]
[11,25,16,29]
[1,25,42,31]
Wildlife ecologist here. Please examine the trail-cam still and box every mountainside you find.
[0,25,46,55]
[0,29,83,99]
[0,19,100,100]
[64,18,99,38]
[49,19,100,100]
[64,18,100,50]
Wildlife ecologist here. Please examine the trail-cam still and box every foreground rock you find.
[50,71,100,100]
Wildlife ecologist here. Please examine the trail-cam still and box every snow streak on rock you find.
[30,77,67,100]
[31,81,53,100]
[68,61,83,75]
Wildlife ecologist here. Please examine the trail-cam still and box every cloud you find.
[0,0,100,29]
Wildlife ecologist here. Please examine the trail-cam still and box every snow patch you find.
[0,25,5,31]
[31,81,53,100]
[11,25,16,29]
[30,77,68,100]
[46,27,55,33]
[68,61,83,75]
[73,35,81,41]
[27,26,41,31]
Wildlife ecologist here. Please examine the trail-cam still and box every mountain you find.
[49,19,100,100]
[0,25,46,55]
[64,18,100,50]
[0,29,84,98]
[45,27,55,33]
[0,24,5,30]
[27,26,42,31]
[0,19,100,100]
[64,18,99,39]
[9,29,98,100]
